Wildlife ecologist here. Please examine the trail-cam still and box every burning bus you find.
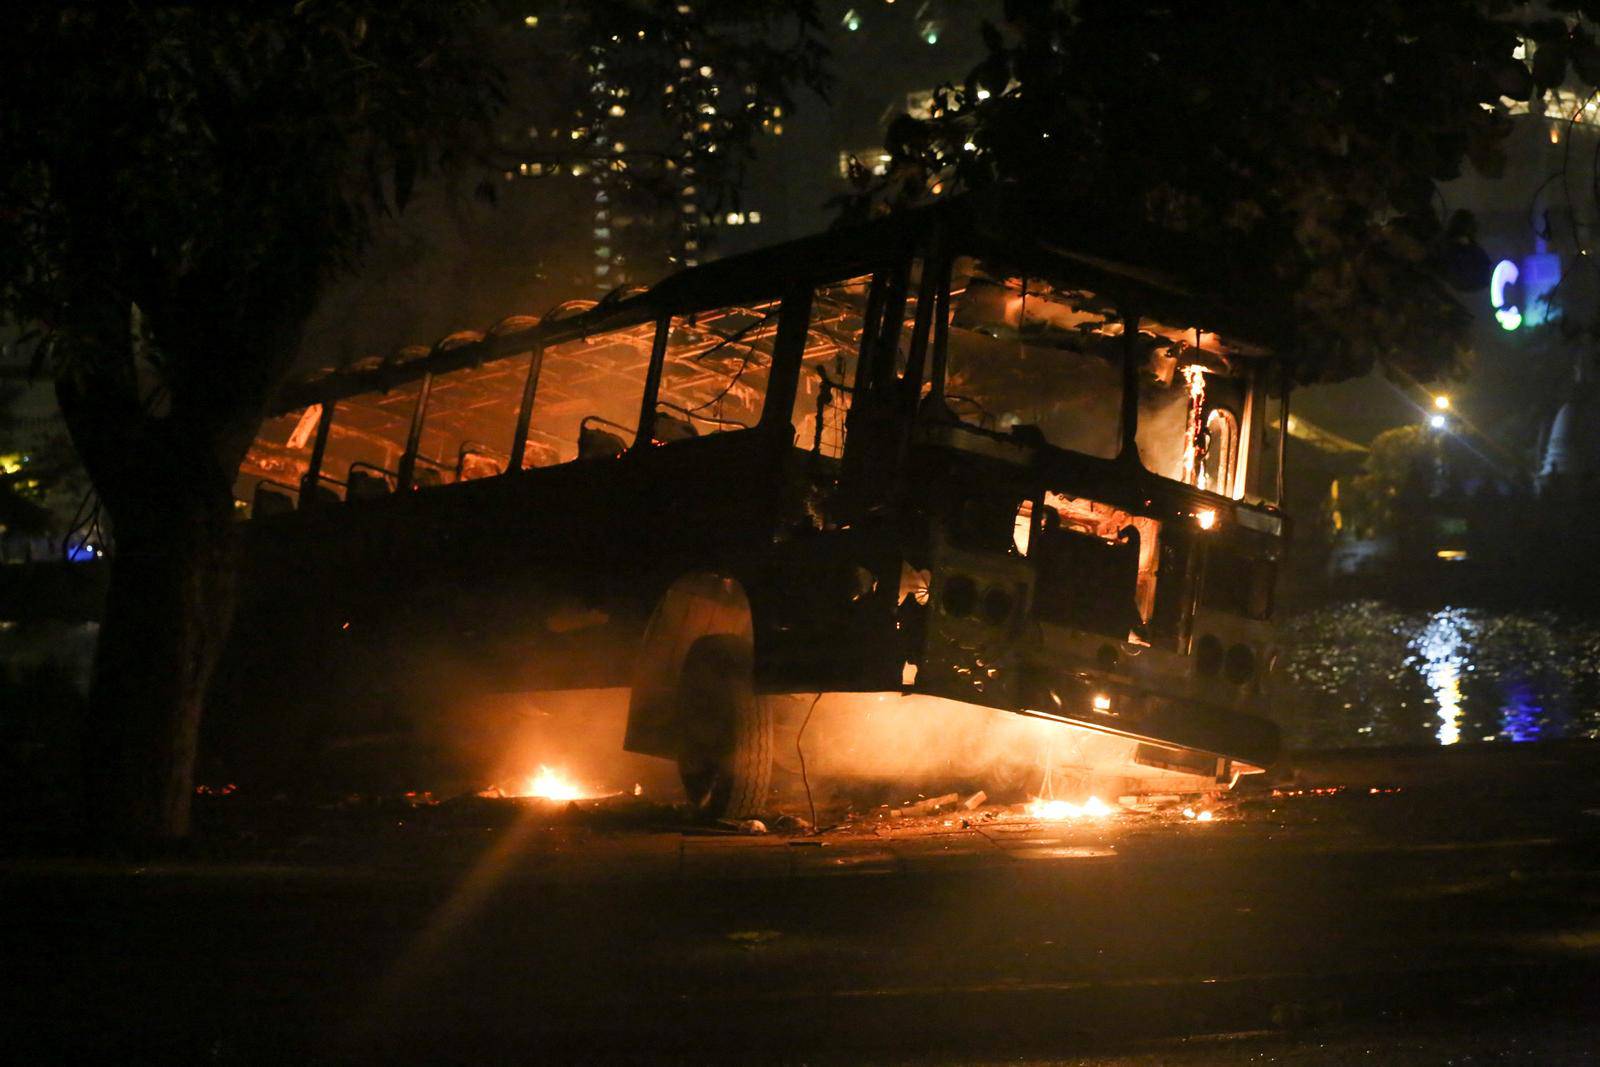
[208,188,1292,816]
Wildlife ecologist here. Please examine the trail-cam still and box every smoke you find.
[205,601,1213,806]
[413,688,1184,810]
[770,692,1143,803]
[371,685,1153,806]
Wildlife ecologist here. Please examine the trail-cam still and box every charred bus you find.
[209,188,1292,815]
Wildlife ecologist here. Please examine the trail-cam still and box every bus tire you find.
[675,635,773,819]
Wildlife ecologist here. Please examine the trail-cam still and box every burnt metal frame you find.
[275,190,1291,524]
[508,342,544,472]
[396,371,435,490]
[274,191,1286,419]
[631,314,673,452]
[219,189,1299,787]
[1118,310,1143,461]
[763,283,813,428]
[346,461,398,487]
[292,281,835,504]
[298,402,335,503]
[1275,378,1291,506]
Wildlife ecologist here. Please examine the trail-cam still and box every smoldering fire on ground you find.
[247,686,1225,832]
[25,734,1600,1066]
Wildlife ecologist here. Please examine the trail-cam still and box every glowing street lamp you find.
[1433,394,1451,412]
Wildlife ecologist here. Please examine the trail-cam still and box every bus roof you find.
[273,185,1291,415]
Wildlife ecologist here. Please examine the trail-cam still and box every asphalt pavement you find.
[6,740,1600,1064]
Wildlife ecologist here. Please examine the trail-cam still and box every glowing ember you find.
[523,765,588,800]
[1026,796,1114,820]
[1182,807,1215,822]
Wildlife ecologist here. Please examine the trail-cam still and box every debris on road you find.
[891,793,960,817]
[725,930,782,948]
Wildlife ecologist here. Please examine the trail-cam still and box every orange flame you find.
[1025,796,1113,820]
[522,765,588,801]
[1181,364,1208,488]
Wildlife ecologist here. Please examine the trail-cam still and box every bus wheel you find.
[675,635,773,819]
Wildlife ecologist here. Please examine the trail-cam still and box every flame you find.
[1181,363,1207,488]
[1026,795,1113,820]
[522,765,588,801]
[1182,806,1215,822]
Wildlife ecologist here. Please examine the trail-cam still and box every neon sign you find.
[1490,258,1521,331]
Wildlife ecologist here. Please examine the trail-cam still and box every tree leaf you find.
[365,153,389,216]
[393,148,416,213]
[981,19,1003,55]
[1532,34,1569,91]
[1466,128,1506,179]
[1488,56,1534,101]
[1571,29,1600,87]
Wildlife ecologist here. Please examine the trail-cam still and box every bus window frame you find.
[299,401,336,503]
[1200,403,1240,497]
[635,284,815,449]
[396,371,435,489]
[927,251,1138,456]
[286,258,913,504]
[764,282,812,432]
[631,313,673,452]
[1233,363,1258,501]
[507,342,544,473]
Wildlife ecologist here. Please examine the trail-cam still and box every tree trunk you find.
[81,497,237,847]
[55,286,307,848]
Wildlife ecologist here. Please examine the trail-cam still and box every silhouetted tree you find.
[0,1,825,843]
[851,0,1600,384]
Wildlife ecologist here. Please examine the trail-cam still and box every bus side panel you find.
[204,428,792,782]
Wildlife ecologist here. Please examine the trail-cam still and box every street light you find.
[1433,394,1451,412]
[1429,413,1448,430]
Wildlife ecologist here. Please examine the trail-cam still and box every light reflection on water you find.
[1415,609,1470,745]
[1500,682,1543,744]
[1277,601,1588,749]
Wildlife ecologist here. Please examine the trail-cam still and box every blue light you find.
[1499,682,1543,743]
[1520,251,1561,327]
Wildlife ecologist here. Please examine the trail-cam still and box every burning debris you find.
[1024,795,1115,821]
[474,764,639,803]
[890,792,962,817]
[520,765,591,801]
[1270,784,1404,799]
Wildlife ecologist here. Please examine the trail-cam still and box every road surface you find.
[5,741,1600,1063]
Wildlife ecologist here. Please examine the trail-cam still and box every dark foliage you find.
[0,1,826,841]
[845,0,1600,384]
